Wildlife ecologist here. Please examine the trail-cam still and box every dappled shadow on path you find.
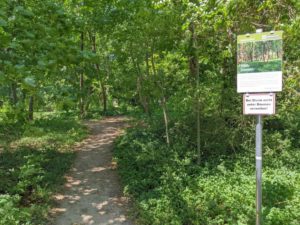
[50,117,132,225]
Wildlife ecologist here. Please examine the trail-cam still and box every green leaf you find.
[0,18,7,27]
[24,77,36,88]
[38,60,47,67]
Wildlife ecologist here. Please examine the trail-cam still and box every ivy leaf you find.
[0,18,7,27]
[25,32,35,38]
[38,60,47,68]
[24,77,36,88]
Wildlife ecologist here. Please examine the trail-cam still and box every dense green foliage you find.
[0,115,87,224]
[115,118,300,224]
[0,0,299,224]
[111,1,300,225]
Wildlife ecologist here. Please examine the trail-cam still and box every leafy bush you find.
[114,121,300,225]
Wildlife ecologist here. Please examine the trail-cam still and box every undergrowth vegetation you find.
[1,0,300,224]
[0,114,87,225]
[114,113,300,225]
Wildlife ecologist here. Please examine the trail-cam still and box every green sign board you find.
[237,31,283,93]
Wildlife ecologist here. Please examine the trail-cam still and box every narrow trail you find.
[50,117,133,225]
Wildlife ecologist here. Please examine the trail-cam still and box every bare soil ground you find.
[50,117,133,225]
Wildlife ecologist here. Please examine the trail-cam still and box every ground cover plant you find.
[114,114,300,225]
[0,114,87,225]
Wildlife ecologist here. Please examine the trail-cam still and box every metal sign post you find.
[255,29,263,225]
[256,115,263,225]
[237,28,283,225]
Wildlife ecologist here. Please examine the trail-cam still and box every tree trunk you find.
[150,48,170,146]
[161,96,170,147]
[28,96,34,121]
[189,22,201,164]
[11,83,18,105]
[104,56,112,113]
[100,82,107,113]
[136,76,149,115]
[90,33,108,113]
[130,54,150,115]
[96,65,108,114]
[85,86,94,113]
[22,90,26,102]
[145,52,150,77]
[150,44,157,76]
[79,32,85,118]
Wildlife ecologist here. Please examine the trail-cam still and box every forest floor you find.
[50,117,133,225]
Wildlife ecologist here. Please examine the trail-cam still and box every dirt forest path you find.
[50,117,133,225]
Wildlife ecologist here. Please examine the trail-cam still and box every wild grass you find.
[0,114,88,225]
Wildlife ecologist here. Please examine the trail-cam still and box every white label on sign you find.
[243,93,276,115]
[237,72,282,93]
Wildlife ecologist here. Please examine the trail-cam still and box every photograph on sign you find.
[237,31,283,93]
[243,93,276,115]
